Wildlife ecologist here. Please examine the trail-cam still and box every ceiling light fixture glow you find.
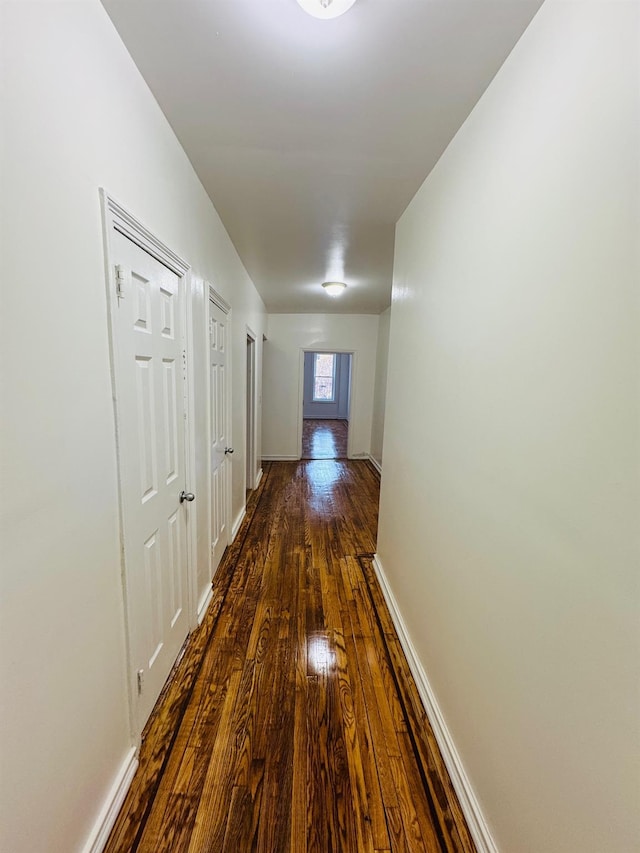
[295,0,357,20]
[322,281,347,297]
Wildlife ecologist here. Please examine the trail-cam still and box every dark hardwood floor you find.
[105,461,476,853]
[302,418,348,459]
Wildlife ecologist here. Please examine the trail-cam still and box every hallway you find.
[105,461,474,853]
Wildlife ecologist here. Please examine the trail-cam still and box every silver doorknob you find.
[224,447,234,455]
[179,491,195,503]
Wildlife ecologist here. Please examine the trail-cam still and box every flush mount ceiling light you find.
[296,0,357,20]
[322,281,347,297]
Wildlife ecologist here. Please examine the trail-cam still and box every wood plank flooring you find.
[302,419,348,459]
[105,461,476,853]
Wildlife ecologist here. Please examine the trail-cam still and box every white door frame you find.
[297,348,356,459]
[206,285,232,582]
[100,189,198,741]
[246,327,257,491]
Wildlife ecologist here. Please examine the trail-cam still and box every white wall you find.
[370,306,391,467]
[0,2,265,851]
[263,314,379,459]
[377,2,640,851]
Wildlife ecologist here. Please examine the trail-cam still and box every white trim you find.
[99,191,136,742]
[254,467,263,489]
[262,454,299,461]
[81,748,138,853]
[371,555,499,853]
[245,326,258,492]
[184,273,198,632]
[197,583,214,625]
[204,284,213,591]
[367,454,382,474]
[209,287,231,314]
[232,506,247,541]
[101,194,189,275]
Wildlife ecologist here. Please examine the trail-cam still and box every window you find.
[313,353,336,401]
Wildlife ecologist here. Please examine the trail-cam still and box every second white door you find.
[209,297,231,575]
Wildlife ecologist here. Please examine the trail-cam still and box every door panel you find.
[112,229,190,729]
[210,299,230,575]
[246,335,256,490]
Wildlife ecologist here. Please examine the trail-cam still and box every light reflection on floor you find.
[302,419,348,459]
[311,426,337,459]
[305,460,342,512]
[307,633,336,675]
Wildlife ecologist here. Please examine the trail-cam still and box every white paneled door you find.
[111,228,191,730]
[209,297,231,576]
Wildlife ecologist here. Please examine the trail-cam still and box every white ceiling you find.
[102,0,543,314]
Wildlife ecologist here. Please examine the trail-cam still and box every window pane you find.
[314,377,334,400]
[315,353,335,378]
[313,353,335,401]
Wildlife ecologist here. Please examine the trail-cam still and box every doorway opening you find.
[246,330,257,495]
[301,351,352,460]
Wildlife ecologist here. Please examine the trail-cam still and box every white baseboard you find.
[254,467,263,489]
[81,747,138,853]
[261,454,299,461]
[197,583,213,625]
[372,555,499,853]
[367,454,382,474]
[232,506,246,541]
